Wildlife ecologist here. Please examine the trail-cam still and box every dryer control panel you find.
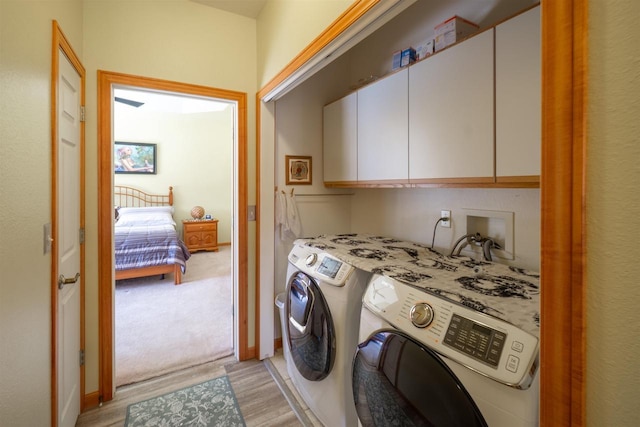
[288,244,354,286]
[362,274,539,389]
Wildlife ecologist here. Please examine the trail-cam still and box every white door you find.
[57,48,82,427]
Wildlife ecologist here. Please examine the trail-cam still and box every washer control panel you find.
[288,244,354,286]
[362,274,539,389]
[444,313,506,368]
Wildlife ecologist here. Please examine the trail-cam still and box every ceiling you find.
[190,0,268,18]
[114,88,230,114]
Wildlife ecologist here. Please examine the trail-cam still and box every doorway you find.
[112,87,235,386]
[97,71,249,402]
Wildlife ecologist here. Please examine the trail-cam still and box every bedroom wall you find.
[83,0,257,395]
[0,2,84,425]
[114,105,234,243]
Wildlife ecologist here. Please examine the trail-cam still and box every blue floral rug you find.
[125,376,245,426]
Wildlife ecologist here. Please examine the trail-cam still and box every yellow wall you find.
[586,1,640,425]
[257,0,352,87]
[114,107,234,242]
[0,2,84,424]
[81,0,257,393]
[2,0,639,425]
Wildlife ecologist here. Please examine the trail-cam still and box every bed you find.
[114,185,191,285]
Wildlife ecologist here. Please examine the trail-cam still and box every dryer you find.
[283,243,372,427]
[353,274,539,427]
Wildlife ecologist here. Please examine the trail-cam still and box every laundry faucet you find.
[451,232,501,261]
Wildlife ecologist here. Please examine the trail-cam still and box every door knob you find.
[58,272,80,290]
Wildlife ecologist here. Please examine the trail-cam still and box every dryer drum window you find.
[286,272,336,381]
[352,329,487,427]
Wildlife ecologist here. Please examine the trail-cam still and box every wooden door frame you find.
[97,71,249,402]
[256,0,587,425]
[50,20,86,427]
[540,1,587,424]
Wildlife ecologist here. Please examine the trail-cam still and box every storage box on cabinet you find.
[409,29,494,182]
[495,6,541,181]
[357,68,409,182]
[323,92,358,184]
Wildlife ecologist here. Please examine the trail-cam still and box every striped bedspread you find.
[115,224,191,273]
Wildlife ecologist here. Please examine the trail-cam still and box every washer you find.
[353,274,539,427]
[283,243,372,427]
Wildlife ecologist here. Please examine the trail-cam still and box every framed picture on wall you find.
[114,142,156,174]
[285,155,312,185]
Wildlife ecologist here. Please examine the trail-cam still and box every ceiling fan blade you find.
[115,97,144,108]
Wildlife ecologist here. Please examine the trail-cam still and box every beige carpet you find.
[115,246,233,387]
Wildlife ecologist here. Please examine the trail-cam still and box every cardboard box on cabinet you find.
[434,16,479,51]
[416,39,434,59]
[392,50,402,70]
[400,47,417,67]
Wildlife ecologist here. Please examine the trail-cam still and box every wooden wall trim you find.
[254,93,262,361]
[97,71,249,402]
[540,0,587,425]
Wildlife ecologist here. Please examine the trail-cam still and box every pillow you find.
[117,206,174,216]
[116,206,176,227]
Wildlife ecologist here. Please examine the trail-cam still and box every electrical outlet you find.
[441,210,451,228]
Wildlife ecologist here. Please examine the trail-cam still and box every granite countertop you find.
[295,233,540,337]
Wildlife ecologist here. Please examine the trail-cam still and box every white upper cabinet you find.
[409,29,495,181]
[495,6,541,178]
[357,68,409,181]
[323,92,358,183]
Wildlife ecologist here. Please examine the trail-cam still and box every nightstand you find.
[182,219,219,253]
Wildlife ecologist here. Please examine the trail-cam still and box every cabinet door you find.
[495,6,541,179]
[184,229,202,249]
[357,68,408,181]
[409,30,494,181]
[323,92,358,183]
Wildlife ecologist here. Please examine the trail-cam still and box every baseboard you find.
[275,337,282,350]
[82,390,100,410]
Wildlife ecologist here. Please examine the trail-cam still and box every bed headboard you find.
[114,186,174,207]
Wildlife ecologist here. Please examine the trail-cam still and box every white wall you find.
[114,106,234,242]
[83,0,257,394]
[272,54,354,303]
[0,2,84,425]
[351,188,540,270]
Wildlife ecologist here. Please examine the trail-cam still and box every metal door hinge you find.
[79,349,85,366]
[80,106,86,122]
[79,228,85,244]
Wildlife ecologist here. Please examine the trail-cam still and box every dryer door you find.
[286,271,335,381]
[353,329,488,427]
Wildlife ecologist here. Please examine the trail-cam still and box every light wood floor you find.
[76,354,310,426]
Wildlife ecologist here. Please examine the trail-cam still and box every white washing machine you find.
[283,243,372,427]
[353,274,539,427]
